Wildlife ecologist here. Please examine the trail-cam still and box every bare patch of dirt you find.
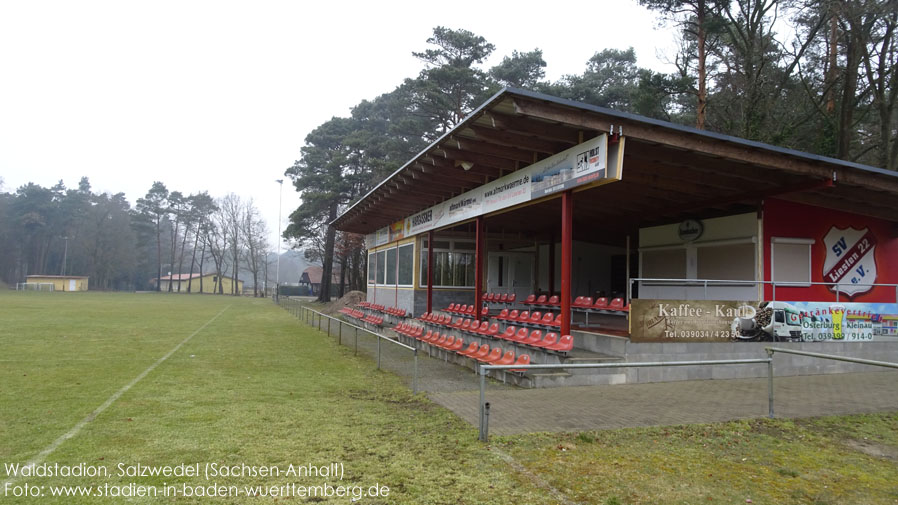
[320,290,366,315]
[845,438,898,461]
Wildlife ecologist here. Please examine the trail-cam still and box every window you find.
[376,250,386,285]
[641,249,687,279]
[771,238,813,285]
[697,243,755,281]
[420,239,475,288]
[398,244,413,286]
[385,247,397,285]
[369,243,414,287]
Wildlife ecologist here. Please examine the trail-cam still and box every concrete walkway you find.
[428,371,898,436]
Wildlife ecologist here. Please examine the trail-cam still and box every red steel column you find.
[548,234,555,295]
[394,244,399,308]
[426,231,434,314]
[561,191,573,336]
[475,216,484,322]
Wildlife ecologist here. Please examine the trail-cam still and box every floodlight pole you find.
[276,179,284,301]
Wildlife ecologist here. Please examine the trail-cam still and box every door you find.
[488,252,533,301]
[69,279,76,291]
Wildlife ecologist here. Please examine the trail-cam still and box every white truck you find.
[731,301,803,342]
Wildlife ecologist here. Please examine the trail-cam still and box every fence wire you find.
[276,297,898,441]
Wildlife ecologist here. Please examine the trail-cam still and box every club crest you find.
[822,226,877,297]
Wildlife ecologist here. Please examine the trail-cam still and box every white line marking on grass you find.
[490,446,581,505]
[3,305,231,486]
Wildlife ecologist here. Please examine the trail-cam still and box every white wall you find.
[638,213,760,301]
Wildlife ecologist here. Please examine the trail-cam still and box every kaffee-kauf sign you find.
[631,299,756,342]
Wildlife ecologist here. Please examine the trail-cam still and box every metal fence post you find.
[377,336,381,369]
[327,317,331,337]
[413,348,419,394]
[766,348,775,419]
[317,313,321,332]
[478,369,487,442]
[339,320,343,345]
[483,402,491,442]
[354,327,358,355]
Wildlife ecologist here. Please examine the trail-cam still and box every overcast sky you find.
[0,0,676,249]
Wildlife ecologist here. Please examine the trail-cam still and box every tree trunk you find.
[838,29,862,160]
[199,241,206,293]
[317,202,339,303]
[361,251,368,293]
[825,13,839,114]
[155,219,162,291]
[176,222,190,292]
[188,226,200,293]
[696,0,707,130]
[338,255,346,298]
[168,219,179,292]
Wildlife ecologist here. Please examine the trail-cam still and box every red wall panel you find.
[763,199,898,303]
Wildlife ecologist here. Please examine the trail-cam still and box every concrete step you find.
[562,354,623,375]
[528,371,628,387]
[491,370,535,388]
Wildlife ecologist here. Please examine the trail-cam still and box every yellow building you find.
[155,273,244,294]
[25,275,89,291]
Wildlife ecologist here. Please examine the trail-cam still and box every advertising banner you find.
[785,301,898,341]
[630,298,898,342]
[530,140,606,198]
[630,299,757,342]
[372,134,619,244]
[482,171,531,213]
[388,220,405,242]
[375,228,389,247]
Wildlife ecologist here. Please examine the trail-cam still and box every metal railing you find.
[476,349,898,442]
[277,298,420,394]
[766,347,898,369]
[628,278,898,304]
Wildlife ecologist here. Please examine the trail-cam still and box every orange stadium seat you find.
[510,354,531,373]
[523,329,543,346]
[546,334,574,353]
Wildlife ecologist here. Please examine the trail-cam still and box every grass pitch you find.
[2,291,897,504]
[1,292,550,504]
